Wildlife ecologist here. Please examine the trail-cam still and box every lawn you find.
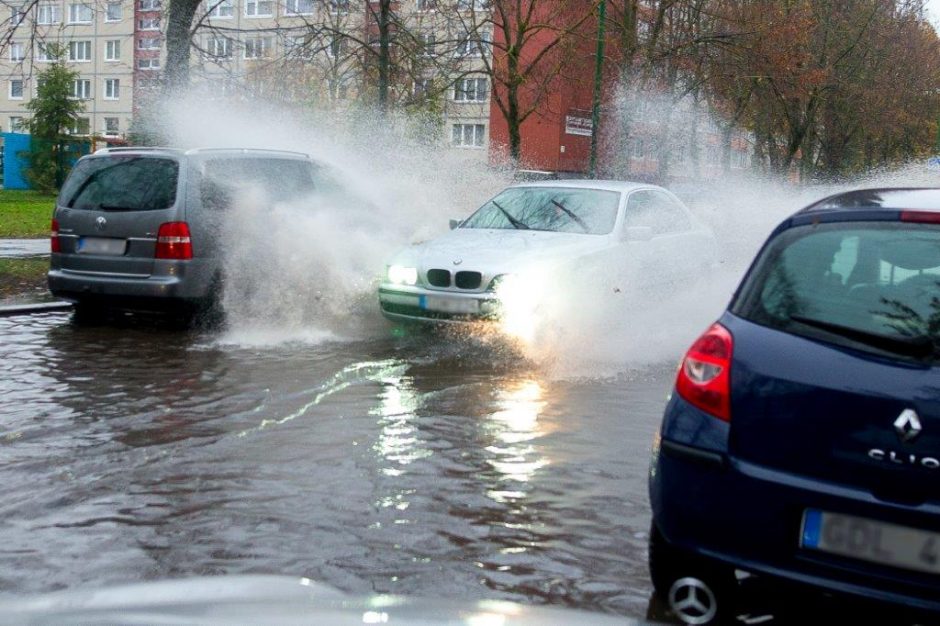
[0,190,58,238]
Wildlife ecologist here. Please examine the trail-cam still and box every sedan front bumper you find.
[378,285,500,323]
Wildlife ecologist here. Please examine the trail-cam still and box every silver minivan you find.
[49,147,336,323]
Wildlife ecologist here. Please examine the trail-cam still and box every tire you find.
[649,524,737,625]
[71,301,107,325]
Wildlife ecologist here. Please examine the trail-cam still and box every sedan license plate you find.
[421,295,479,315]
[802,509,940,575]
[77,237,127,256]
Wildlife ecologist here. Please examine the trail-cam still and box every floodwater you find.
[0,311,670,619]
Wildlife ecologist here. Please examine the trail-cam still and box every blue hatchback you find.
[649,188,940,624]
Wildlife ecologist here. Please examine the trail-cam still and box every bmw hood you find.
[390,228,612,274]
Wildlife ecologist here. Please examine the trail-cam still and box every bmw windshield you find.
[460,187,621,235]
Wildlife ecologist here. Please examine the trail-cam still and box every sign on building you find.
[565,111,593,137]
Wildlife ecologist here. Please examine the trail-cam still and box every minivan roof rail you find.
[182,147,310,158]
[92,147,310,158]
[93,146,182,155]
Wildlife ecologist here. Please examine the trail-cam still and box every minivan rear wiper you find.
[789,314,934,359]
[491,200,530,230]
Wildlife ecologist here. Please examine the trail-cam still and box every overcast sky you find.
[928,0,940,28]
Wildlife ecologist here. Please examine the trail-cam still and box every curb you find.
[0,302,73,317]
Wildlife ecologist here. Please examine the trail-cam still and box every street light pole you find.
[589,0,607,179]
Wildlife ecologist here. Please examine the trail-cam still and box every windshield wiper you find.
[491,200,529,230]
[550,199,589,232]
[789,314,934,359]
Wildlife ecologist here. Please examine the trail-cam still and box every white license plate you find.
[801,509,940,575]
[421,295,479,314]
[78,237,127,255]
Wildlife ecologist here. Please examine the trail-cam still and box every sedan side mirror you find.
[449,219,463,230]
[623,226,654,242]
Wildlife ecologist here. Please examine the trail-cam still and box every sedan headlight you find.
[388,265,418,286]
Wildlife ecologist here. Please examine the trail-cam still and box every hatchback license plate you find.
[421,295,479,314]
[78,237,127,256]
[802,509,940,575]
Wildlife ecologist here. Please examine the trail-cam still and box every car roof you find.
[91,147,311,160]
[508,179,664,194]
[798,187,940,215]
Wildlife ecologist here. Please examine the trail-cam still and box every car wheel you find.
[192,276,225,329]
[649,524,737,625]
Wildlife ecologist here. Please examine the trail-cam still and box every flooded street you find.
[0,311,669,619]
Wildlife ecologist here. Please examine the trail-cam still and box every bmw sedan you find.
[649,188,940,624]
[377,180,715,326]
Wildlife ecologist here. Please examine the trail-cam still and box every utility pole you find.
[589,0,607,179]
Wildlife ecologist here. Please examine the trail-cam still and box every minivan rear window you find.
[733,222,940,362]
[60,156,179,211]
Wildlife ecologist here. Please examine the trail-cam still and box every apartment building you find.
[0,0,136,138]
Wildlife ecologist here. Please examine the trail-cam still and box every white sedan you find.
[378,180,715,327]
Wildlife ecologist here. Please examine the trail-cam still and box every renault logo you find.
[95,216,107,231]
[894,409,922,443]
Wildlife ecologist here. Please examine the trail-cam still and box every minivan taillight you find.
[675,322,733,422]
[50,218,60,253]
[155,222,193,260]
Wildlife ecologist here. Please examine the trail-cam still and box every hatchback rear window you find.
[733,222,940,362]
[60,156,179,211]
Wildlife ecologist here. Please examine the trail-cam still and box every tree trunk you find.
[164,0,201,96]
[377,0,391,111]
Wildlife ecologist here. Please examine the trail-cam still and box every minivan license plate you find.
[421,295,479,314]
[801,509,940,575]
[78,237,127,255]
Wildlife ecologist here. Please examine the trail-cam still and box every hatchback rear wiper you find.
[97,204,138,212]
[789,314,934,359]
[491,200,529,230]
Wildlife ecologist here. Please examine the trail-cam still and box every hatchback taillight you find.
[51,218,60,253]
[155,222,193,260]
[675,322,733,422]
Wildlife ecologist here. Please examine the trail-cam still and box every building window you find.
[137,37,161,50]
[104,117,119,135]
[207,36,232,58]
[71,117,90,135]
[105,1,121,21]
[452,123,485,148]
[632,138,644,159]
[328,0,348,13]
[416,0,436,11]
[456,0,487,8]
[138,77,161,90]
[453,77,487,102]
[418,32,435,57]
[9,43,24,62]
[71,79,91,100]
[9,116,25,132]
[37,3,61,24]
[208,0,233,18]
[68,41,92,62]
[36,44,54,62]
[138,16,159,29]
[9,79,23,100]
[243,36,272,59]
[137,57,160,69]
[139,0,160,9]
[456,31,490,57]
[413,77,432,99]
[104,78,120,99]
[105,39,121,61]
[285,35,311,59]
[68,3,93,23]
[327,34,346,58]
[285,0,311,15]
[244,0,273,17]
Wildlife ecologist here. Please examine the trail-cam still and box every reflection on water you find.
[0,313,669,618]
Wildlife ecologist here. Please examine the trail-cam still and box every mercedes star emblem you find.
[894,409,923,443]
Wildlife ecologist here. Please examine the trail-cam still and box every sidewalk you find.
[0,239,48,258]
